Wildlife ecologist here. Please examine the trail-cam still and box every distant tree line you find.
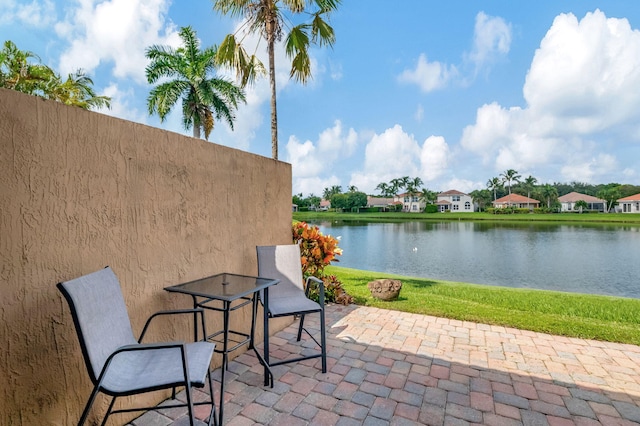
[294,170,640,213]
[471,170,640,212]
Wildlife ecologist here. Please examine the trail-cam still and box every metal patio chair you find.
[57,266,217,426]
[256,245,327,383]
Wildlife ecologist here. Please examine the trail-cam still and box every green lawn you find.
[327,265,640,346]
[295,211,640,224]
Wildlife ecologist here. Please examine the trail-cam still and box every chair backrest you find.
[257,245,305,298]
[57,267,137,384]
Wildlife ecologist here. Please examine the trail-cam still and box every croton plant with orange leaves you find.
[292,221,353,305]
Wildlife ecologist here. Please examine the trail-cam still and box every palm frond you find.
[311,13,336,46]
[285,25,310,58]
[314,0,341,13]
[290,50,311,83]
[148,80,189,119]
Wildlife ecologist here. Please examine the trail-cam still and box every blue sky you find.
[3,1,640,197]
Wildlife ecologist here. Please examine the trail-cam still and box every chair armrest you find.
[139,308,206,343]
[305,276,325,306]
[96,342,190,386]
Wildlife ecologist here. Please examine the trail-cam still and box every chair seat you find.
[102,341,214,395]
[268,294,321,317]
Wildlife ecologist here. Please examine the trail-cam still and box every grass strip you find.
[327,265,640,346]
[295,211,640,224]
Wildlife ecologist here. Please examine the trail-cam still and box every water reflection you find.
[314,220,640,299]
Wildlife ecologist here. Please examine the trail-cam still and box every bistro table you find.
[164,273,279,425]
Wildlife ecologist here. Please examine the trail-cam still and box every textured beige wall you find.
[0,88,293,425]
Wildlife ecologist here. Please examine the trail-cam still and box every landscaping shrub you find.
[292,221,353,304]
[424,204,438,213]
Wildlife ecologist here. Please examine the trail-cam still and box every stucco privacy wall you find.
[0,88,292,425]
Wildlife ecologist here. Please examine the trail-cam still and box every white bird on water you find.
[412,247,418,252]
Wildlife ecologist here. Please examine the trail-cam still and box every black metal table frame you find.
[164,273,278,425]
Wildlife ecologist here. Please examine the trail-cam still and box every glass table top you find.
[165,273,279,301]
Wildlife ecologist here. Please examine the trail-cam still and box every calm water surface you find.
[313,220,640,299]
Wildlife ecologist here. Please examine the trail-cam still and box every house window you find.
[465,202,471,210]
[452,195,460,201]
[412,205,418,211]
[453,205,459,211]
[404,196,409,202]
[412,196,419,202]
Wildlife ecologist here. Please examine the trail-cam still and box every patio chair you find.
[256,245,327,381]
[57,266,217,426]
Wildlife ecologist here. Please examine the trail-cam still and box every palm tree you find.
[347,185,358,192]
[145,26,246,140]
[522,175,537,209]
[486,177,502,201]
[1,40,111,110]
[213,0,340,159]
[500,169,521,196]
[540,184,558,209]
[46,70,111,110]
[0,40,49,94]
[420,188,438,204]
[408,177,424,193]
[404,177,423,212]
[389,178,404,197]
[322,185,342,200]
[470,189,492,212]
[375,182,394,197]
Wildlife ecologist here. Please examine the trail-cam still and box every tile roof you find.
[438,189,468,196]
[558,192,605,203]
[493,193,539,204]
[618,192,640,202]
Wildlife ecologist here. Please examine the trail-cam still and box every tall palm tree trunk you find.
[266,5,278,160]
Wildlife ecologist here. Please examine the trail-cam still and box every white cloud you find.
[329,61,343,81]
[0,0,55,27]
[286,120,360,184]
[349,125,453,194]
[460,10,640,184]
[317,120,358,157]
[399,12,511,92]
[465,11,512,74]
[441,178,480,194]
[99,82,148,124]
[414,104,424,122]
[524,10,640,133]
[420,136,449,181]
[560,154,617,182]
[294,175,341,198]
[397,54,457,93]
[55,0,179,82]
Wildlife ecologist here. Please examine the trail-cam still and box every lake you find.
[312,220,640,299]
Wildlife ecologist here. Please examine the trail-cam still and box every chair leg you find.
[297,314,305,341]
[320,308,327,373]
[185,382,195,426]
[206,369,217,426]
[77,384,102,426]
[100,396,117,426]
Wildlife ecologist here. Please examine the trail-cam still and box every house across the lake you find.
[394,192,425,212]
[558,192,606,212]
[366,196,395,210]
[493,193,540,209]
[617,193,640,213]
[436,190,474,212]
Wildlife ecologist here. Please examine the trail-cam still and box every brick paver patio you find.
[130,304,640,425]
